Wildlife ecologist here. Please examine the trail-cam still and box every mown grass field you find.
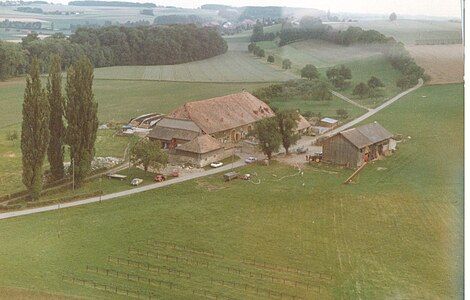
[0,78,268,129]
[93,51,296,83]
[265,39,383,70]
[269,94,366,121]
[0,83,463,299]
[0,127,130,195]
[331,19,462,45]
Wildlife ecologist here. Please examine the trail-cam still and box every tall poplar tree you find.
[21,58,50,201]
[65,56,98,187]
[47,54,65,180]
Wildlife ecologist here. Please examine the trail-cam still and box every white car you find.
[130,178,143,186]
[210,162,224,168]
[245,156,257,164]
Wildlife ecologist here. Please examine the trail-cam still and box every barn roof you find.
[147,117,202,141]
[168,92,275,134]
[340,122,393,149]
[297,115,311,131]
[176,135,222,154]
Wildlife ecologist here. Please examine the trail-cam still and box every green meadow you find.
[0,83,463,299]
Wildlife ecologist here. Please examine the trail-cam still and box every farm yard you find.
[407,44,464,85]
[0,83,463,299]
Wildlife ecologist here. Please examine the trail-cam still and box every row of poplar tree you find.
[21,55,98,201]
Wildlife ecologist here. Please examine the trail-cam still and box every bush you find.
[267,55,274,63]
[336,109,348,119]
[282,59,292,69]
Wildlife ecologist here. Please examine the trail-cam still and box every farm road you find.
[0,80,423,221]
[331,91,371,110]
[0,159,246,221]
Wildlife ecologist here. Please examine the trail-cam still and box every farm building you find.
[129,113,164,129]
[162,92,276,145]
[147,92,310,166]
[320,117,339,128]
[322,122,396,168]
[147,117,202,149]
[171,135,225,167]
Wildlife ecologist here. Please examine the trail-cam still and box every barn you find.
[322,122,396,168]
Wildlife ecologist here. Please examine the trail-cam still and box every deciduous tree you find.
[353,82,370,99]
[21,58,50,201]
[276,110,301,154]
[130,139,168,171]
[301,64,319,80]
[254,118,281,159]
[282,59,292,69]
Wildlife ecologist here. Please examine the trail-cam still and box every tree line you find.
[0,24,228,79]
[21,55,98,201]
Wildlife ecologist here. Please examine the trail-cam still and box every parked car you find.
[130,178,143,186]
[211,162,224,168]
[154,173,166,182]
[244,156,257,164]
[296,146,308,154]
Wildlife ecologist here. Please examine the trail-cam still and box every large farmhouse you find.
[322,122,396,168]
[147,92,310,167]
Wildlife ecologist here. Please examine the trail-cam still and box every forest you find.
[0,24,228,79]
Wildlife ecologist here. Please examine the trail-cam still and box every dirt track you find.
[407,44,463,85]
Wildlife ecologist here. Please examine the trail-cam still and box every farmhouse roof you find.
[176,134,222,154]
[340,122,393,149]
[147,117,202,141]
[168,92,275,134]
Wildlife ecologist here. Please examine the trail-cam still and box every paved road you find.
[0,79,423,221]
[0,159,246,220]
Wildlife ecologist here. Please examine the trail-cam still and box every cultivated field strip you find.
[64,240,333,299]
[93,51,296,83]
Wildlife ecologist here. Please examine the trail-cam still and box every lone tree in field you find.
[276,110,301,155]
[21,58,50,201]
[301,64,319,80]
[47,54,66,180]
[65,56,98,187]
[367,76,385,89]
[389,12,397,21]
[282,59,292,69]
[353,82,371,99]
[254,118,281,160]
[131,139,168,172]
[267,55,275,63]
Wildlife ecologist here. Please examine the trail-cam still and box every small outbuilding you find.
[171,134,225,167]
[322,122,395,168]
[320,117,339,128]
